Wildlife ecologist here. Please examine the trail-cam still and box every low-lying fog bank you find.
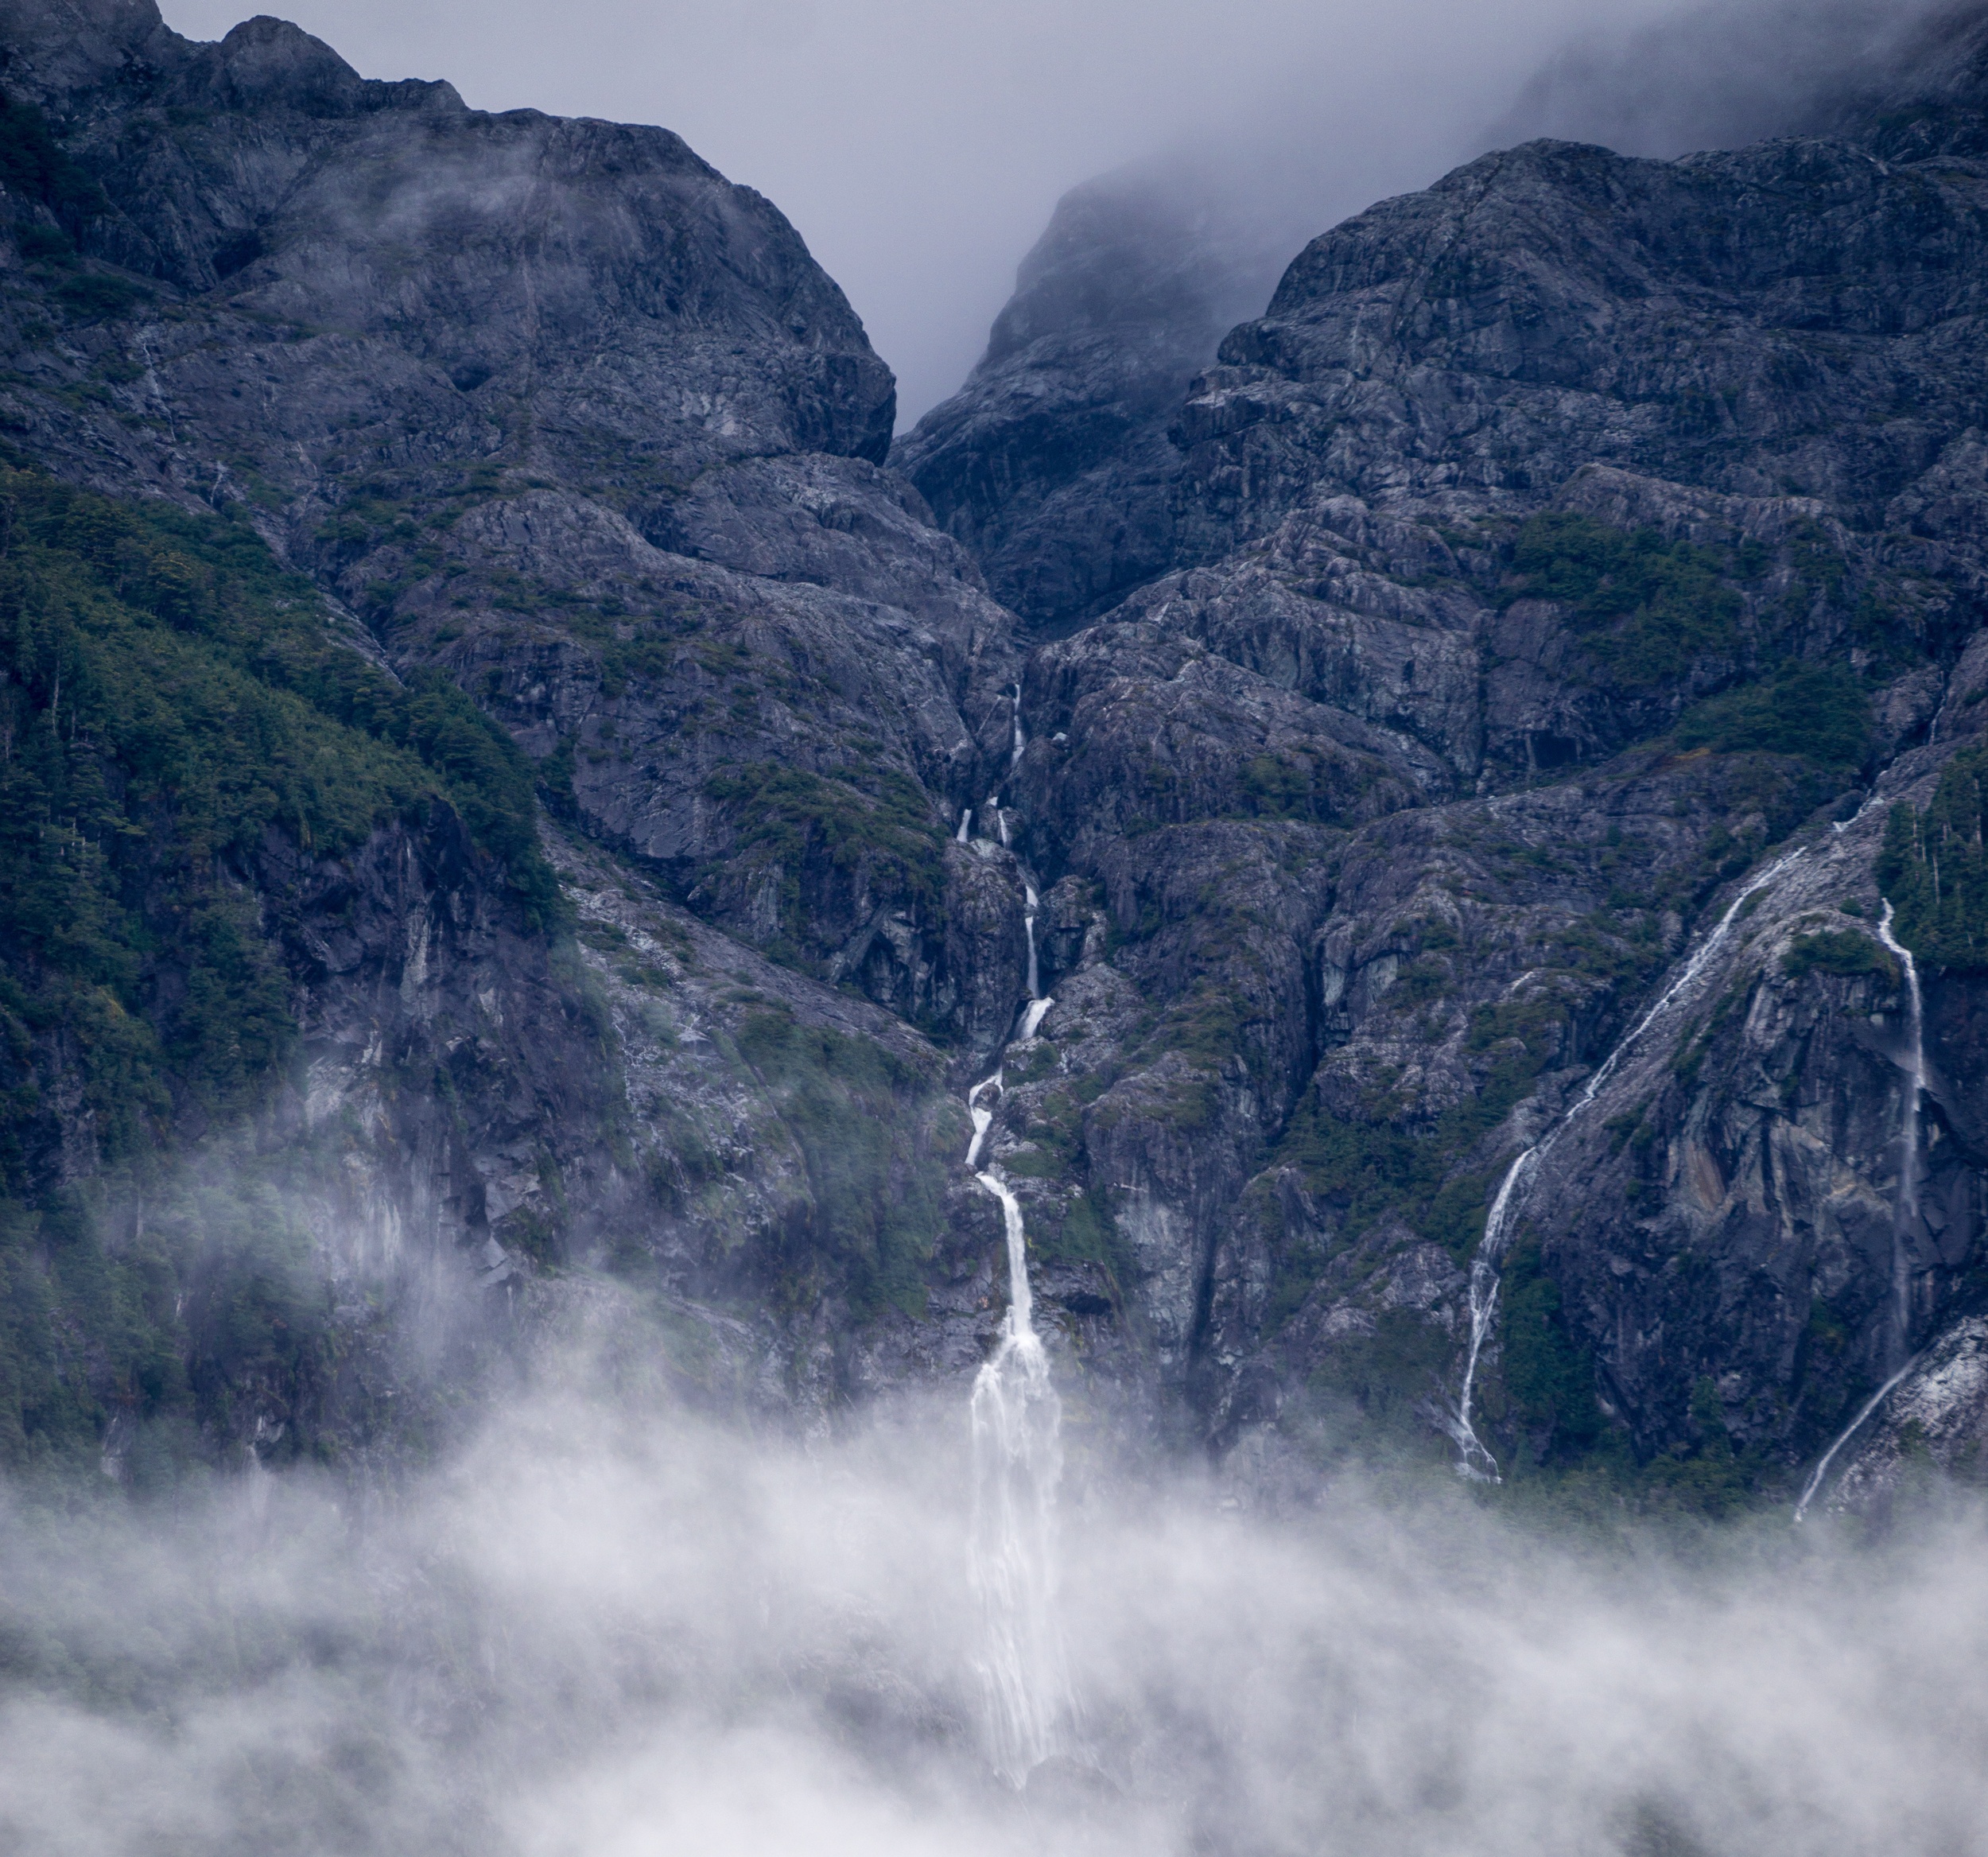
[2,1307,1984,1857]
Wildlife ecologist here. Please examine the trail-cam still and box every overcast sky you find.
[153,0,1940,425]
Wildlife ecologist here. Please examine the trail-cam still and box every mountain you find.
[891,164,1299,636]
[0,0,1982,1514]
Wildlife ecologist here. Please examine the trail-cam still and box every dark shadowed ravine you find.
[1,2,1986,1851]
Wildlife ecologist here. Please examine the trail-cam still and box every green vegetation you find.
[1308,1309,1454,1445]
[0,464,564,1472]
[0,93,157,321]
[736,1008,942,1321]
[1497,1233,1603,1462]
[1271,1057,1530,1268]
[1042,1187,1135,1287]
[51,273,151,320]
[1877,740,1988,971]
[702,761,945,969]
[0,1170,342,1482]
[1783,928,1895,983]
[0,470,555,1099]
[1506,512,1757,689]
[0,91,107,234]
[1236,748,1369,825]
[1673,662,1870,768]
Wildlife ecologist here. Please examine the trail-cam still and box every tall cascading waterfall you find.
[1793,899,1929,1521]
[1446,852,1805,1479]
[963,703,1066,1784]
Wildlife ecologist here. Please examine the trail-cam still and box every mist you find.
[4,1295,1986,1857]
[149,0,1955,428]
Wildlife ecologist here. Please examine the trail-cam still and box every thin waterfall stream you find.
[1794,897,1930,1520]
[963,740,1066,1783]
[1446,851,1806,1479]
[1873,900,1926,1362]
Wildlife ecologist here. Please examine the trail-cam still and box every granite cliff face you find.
[0,0,1984,1511]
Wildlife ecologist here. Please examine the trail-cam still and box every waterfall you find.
[1873,900,1925,1364]
[1009,683,1027,770]
[957,806,972,845]
[1444,1150,1540,1481]
[962,868,1066,1783]
[1792,1357,1920,1522]
[1794,898,1929,1517]
[969,1169,1066,1784]
[967,1071,1002,1170]
[1446,851,1805,1478]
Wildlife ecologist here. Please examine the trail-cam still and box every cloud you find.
[4,1315,1988,1855]
[152,0,1691,425]
[153,0,1980,422]
[1492,0,1974,157]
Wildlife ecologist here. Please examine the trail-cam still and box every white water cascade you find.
[1873,900,1926,1361]
[968,1167,1067,1784]
[1446,852,1805,1478]
[1009,683,1027,770]
[963,857,1066,1783]
[957,806,972,845]
[1793,899,1929,1520]
[1792,1357,1920,1522]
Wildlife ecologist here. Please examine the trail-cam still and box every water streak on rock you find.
[1447,851,1806,1478]
[1796,897,1932,1516]
[1875,899,1927,1364]
[1794,1355,1923,1522]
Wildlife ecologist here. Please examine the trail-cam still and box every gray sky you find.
[153,0,1932,424]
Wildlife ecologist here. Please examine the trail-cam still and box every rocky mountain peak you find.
[184,14,373,116]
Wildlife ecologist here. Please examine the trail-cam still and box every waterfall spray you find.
[1446,852,1804,1478]
[1795,898,1929,1518]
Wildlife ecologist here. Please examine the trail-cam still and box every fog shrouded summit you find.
[896,0,1986,628]
[149,0,1960,425]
